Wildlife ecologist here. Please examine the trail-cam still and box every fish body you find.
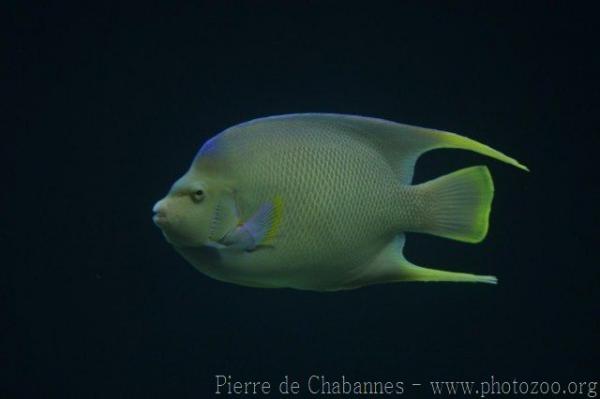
[153,114,527,291]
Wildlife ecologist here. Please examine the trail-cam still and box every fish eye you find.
[192,189,205,203]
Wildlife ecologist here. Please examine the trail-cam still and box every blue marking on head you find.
[196,136,219,159]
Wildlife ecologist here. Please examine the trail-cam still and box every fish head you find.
[152,168,229,248]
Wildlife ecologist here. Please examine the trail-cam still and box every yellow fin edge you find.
[261,195,283,245]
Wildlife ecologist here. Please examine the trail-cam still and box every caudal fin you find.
[412,166,494,243]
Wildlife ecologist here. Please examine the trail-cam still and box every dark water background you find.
[5,2,598,398]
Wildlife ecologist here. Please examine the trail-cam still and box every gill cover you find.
[208,194,239,243]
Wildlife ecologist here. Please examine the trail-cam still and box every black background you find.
[5,2,599,398]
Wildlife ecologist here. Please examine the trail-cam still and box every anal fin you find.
[354,235,497,287]
[395,262,498,284]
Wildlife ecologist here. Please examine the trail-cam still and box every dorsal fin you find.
[245,113,528,184]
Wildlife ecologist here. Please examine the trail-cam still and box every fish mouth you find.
[152,214,168,227]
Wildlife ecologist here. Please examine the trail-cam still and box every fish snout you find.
[152,200,168,226]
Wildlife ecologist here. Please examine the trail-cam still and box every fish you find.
[152,113,528,291]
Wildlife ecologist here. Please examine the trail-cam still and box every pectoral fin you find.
[219,196,283,251]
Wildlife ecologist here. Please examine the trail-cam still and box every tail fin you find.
[412,166,494,243]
